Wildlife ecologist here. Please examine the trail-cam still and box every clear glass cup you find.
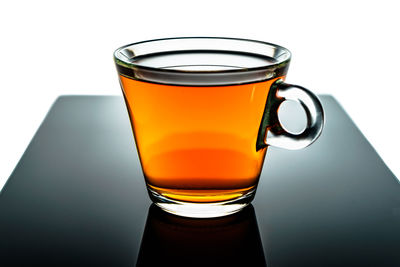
[114,37,324,218]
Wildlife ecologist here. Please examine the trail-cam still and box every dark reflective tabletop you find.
[1,95,399,267]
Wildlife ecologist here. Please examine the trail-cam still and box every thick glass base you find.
[148,187,256,218]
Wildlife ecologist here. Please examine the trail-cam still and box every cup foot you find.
[148,187,255,218]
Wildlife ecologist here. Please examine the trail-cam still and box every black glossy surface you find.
[1,95,399,267]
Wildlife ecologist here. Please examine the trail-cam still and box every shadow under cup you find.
[136,204,267,267]
[114,37,324,218]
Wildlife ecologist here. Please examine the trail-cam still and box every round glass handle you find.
[259,79,324,150]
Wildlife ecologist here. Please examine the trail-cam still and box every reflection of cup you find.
[136,204,267,267]
[114,37,324,218]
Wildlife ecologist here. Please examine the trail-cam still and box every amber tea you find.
[120,75,284,203]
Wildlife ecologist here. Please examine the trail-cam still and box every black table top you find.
[1,95,399,267]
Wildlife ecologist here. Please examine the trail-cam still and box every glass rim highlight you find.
[113,37,292,86]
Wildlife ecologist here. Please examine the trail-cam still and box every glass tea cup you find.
[114,37,324,218]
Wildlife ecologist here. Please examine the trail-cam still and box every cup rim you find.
[113,36,291,75]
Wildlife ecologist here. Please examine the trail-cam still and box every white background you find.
[1,0,399,190]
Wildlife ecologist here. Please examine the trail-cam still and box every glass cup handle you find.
[257,79,324,150]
